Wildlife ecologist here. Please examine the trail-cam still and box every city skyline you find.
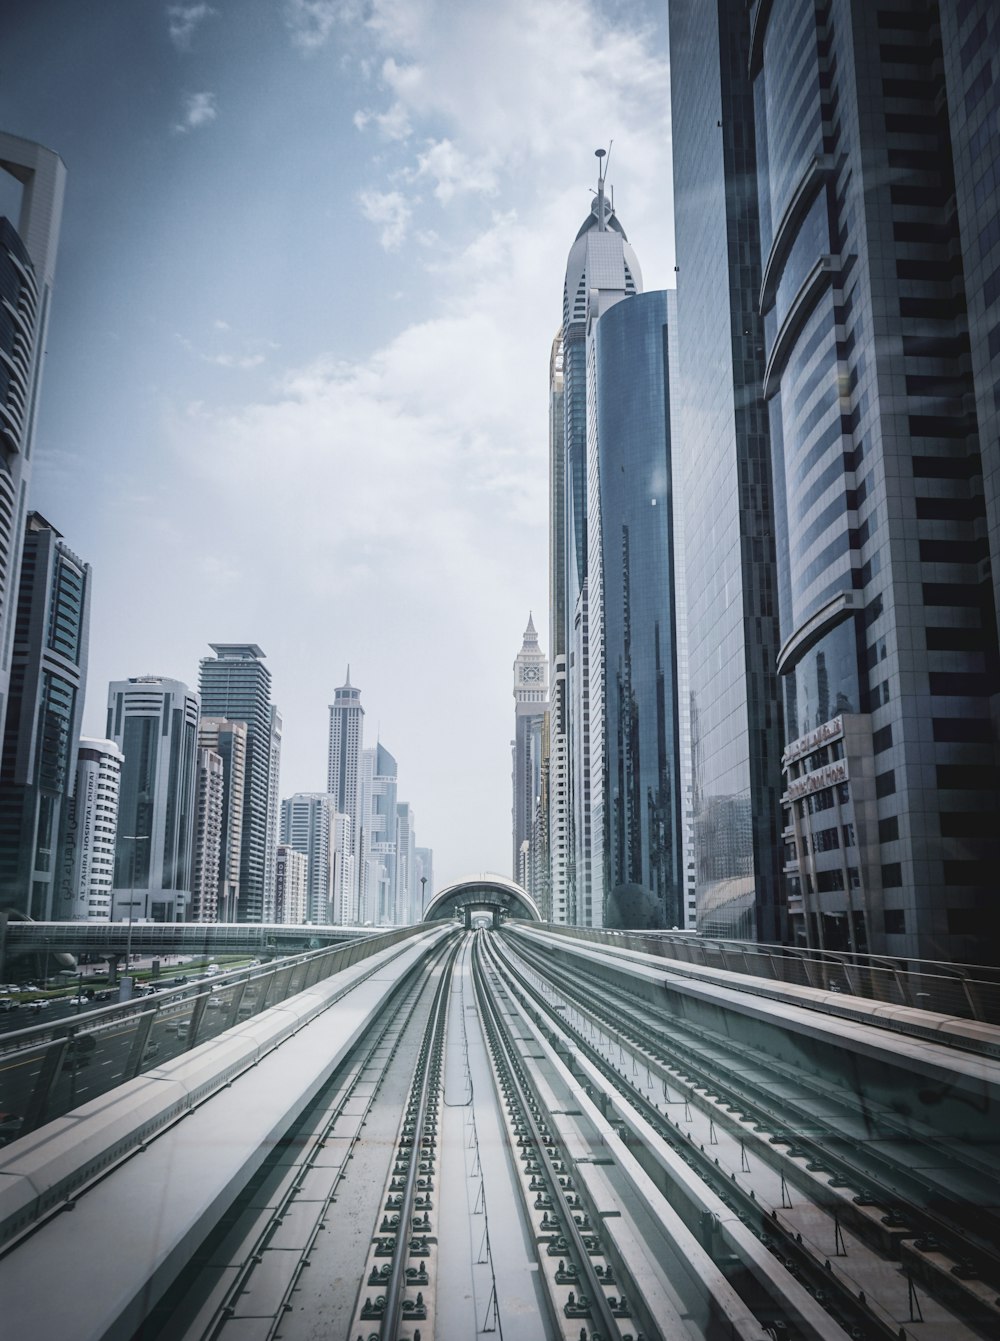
[0,0,673,892]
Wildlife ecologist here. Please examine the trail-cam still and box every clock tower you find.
[514,612,548,700]
[512,614,548,894]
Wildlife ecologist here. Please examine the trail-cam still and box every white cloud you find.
[178,328,272,369]
[285,0,361,52]
[167,4,217,51]
[173,91,218,133]
[338,1,671,274]
[204,351,266,369]
[352,100,411,141]
[412,138,499,204]
[358,188,412,250]
[103,0,672,886]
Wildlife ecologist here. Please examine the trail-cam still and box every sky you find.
[2,0,674,892]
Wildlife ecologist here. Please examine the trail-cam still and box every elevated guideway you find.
[2,922,997,1340]
[0,917,377,975]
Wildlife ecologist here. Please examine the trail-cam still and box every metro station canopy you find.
[423,873,541,923]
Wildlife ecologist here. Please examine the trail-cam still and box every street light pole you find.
[120,834,149,975]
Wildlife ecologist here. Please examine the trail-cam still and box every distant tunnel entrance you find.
[422,874,541,930]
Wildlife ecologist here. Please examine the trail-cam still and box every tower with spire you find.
[553,150,642,928]
[512,614,548,891]
[328,668,364,918]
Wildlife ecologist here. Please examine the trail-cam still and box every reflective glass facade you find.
[591,291,683,927]
[753,0,1000,961]
[0,135,65,750]
[107,677,198,922]
[0,514,89,918]
[669,0,785,943]
[557,190,642,927]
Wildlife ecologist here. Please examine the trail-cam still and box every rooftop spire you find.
[595,147,607,232]
[594,143,613,232]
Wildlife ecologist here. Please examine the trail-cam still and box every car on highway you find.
[206,996,224,1010]
[0,998,20,1012]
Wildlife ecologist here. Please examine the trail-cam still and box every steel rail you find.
[197,951,441,1341]
[378,942,455,1340]
[471,935,629,1341]
[499,931,989,1340]
[508,930,1000,1292]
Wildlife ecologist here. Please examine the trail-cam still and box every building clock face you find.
[522,664,542,683]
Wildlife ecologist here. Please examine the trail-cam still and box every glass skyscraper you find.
[0,133,66,750]
[107,676,199,923]
[673,0,1000,961]
[590,290,683,928]
[0,513,89,919]
[669,0,785,943]
[558,164,642,927]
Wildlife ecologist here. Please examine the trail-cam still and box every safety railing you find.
[0,924,426,1141]
[534,924,1000,1024]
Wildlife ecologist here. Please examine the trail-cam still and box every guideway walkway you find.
[436,935,550,1339]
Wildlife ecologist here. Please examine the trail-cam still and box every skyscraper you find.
[672,0,1000,960]
[512,615,547,893]
[327,669,363,909]
[196,717,247,922]
[359,743,397,925]
[280,793,340,925]
[0,133,66,747]
[589,290,684,929]
[558,155,642,927]
[940,0,1000,647]
[547,334,572,924]
[263,705,282,921]
[198,644,275,922]
[274,844,307,925]
[191,747,224,923]
[0,513,90,919]
[669,0,785,943]
[62,737,123,920]
[106,676,199,922]
[395,801,416,925]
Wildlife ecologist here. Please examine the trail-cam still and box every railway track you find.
[7,925,994,1341]
[346,941,454,1339]
[472,933,781,1341]
[492,930,997,1340]
[142,937,458,1341]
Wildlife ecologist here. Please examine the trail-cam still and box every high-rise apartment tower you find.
[107,676,199,922]
[198,644,275,922]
